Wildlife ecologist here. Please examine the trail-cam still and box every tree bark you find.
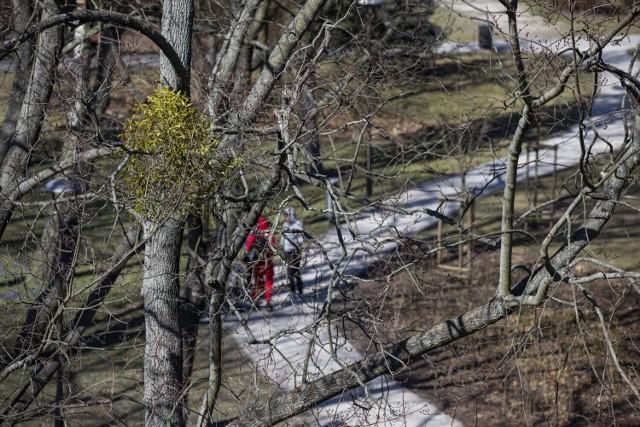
[497,0,533,296]
[179,216,207,401]
[159,0,193,94]
[141,1,194,425]
[0,0,62,237]
[142,218,185,427]
[206,0,263,120]
[90,25,118,119]
[516,108,640,301]
[299,86,324,176]
[0,10,189,90]
[237,0,327,125]
[0,0,34,164]
[197,143,287,421]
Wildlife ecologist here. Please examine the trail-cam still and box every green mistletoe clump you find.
[121,86,235,220]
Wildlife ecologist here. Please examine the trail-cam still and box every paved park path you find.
[224,5,640,425]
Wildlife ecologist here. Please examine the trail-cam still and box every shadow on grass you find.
[83,304,145,349]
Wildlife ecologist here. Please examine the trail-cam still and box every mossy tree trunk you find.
[141,0,194,426]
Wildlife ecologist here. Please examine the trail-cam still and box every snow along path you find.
[223,34,640,426]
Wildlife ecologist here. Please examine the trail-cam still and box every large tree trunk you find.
[142,218,185,427]
[159,0,193,94]
[0,0,34,164]
[8,0,113,371]
[0,0,62,238]
[141,1,194,425]
[179,216,207,400]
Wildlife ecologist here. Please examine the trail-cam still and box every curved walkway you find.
[224,22,640,427]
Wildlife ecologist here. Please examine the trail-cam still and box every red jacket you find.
[245,217,275,261]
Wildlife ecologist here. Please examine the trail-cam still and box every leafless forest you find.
[1,0,639,425]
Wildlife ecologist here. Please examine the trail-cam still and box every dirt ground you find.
[335,244,640,426]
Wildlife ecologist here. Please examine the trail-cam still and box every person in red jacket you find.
[244,217,275,309]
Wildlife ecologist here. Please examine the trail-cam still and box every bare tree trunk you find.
[141,1,194,424]
[237,0,327,125]
[142,218,185,427]
[8,0,112,369]
[0,0,34,164]
[299,86,324,176]
[0,0,62,238]
[199,191,285,424]
[179,216,207,400]
[206,0,263,120]
[497,105,531,295]
[196,2,328,418]
[196,277,224,427]
[159,0,193,94]
[497,1,533,297]
[90,25,117,119]
[0,3,121,394]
